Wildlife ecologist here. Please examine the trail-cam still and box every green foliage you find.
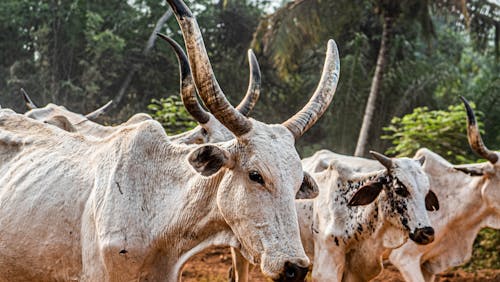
[147,96,197,135]
[382,103,483,163]
[462,228,500,271]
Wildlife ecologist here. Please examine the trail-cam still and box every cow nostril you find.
[280,262,309,282]
[423,227,434,236]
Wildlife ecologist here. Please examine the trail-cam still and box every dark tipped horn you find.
[282,40,340,139]
[157,33,210,124]
[85,100,113,121]
[235,49,261,116]
[167,0,252,137]
[460,96,498,164]
[21,88,38,109]
[370,151,393,170]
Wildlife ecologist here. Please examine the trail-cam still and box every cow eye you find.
[249,171,264,185]
[395,187,409,197]
[201,128,208,136]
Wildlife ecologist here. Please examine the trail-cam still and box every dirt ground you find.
[181,247,500,282]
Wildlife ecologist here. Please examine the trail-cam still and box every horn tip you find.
[167,0,192,18]
[460,96,476,126]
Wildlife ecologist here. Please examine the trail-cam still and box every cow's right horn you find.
[282,40,340,139]
[460,96,498,164]
[167,0,252,137]
[21,88,38,109]
[157,33,211,124]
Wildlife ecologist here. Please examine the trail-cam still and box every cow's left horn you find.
[167,0,252,137]
[85,100,113,121]
[235,49,261,116]
[370,151,393,170]
[282,40,340,139]
[460,96,498,164]
[21,88,38,109]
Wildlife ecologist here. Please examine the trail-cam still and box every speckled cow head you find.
[348,151,438,246]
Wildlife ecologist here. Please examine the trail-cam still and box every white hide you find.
[389,148,500,282]
[0,112,309,281]
[25,103,237,144]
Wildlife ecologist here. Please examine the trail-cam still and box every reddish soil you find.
[181,247,500,282]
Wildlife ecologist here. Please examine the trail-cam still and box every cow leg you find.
[229,247,250,282]
[311,241,344,282]
[421,265,436,282]
[389,251,425,282]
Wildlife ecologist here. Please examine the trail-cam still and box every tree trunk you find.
[113,9,173,109]
[354,15,393,157]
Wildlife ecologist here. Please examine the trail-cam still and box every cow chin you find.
[260,252,310,282]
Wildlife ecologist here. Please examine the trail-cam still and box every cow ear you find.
[296,172,319,199]
[188,145,232,176]
[45,115,77,132]
[425,190,440,211]
[348,182,383,206]
[453,164,485,176]
[416,156,425,166]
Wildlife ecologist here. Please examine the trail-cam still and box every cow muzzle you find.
[274,262,309,282]
[410,226,435,245]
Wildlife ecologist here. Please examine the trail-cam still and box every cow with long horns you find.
[0,0,340,281]
[388,97,500,282]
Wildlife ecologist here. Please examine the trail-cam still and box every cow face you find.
[459,155,500,227]
[349,157,436,246]
[482,157,500,227]
[382,158,435,245]
[188,121,315,280]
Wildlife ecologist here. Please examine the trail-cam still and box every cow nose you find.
[410,227,435,245]
[274,261,309,282]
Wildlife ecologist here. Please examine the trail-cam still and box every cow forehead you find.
[391,158,429,192]
[236,121,302,181]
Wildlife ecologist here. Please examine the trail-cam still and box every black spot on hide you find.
[334,237,339,246]
[119,249,128,255]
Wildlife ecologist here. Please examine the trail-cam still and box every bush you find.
[147,96,197,135]
[382,103,484,164]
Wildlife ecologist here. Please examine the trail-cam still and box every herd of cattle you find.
[0,0,498,281]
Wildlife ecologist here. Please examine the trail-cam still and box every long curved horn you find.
[460,96,498,164]
[167,0,252,137]
[282,40,340,139]
[21,88,38,109]
[235,49,261,116]
[157,33,211,124]
[85,100,113,121]
[370,151,393,170]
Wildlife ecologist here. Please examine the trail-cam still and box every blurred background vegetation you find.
[0,0,498,271]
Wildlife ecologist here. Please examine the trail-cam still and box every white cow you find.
[388,97,500,282]
[0,0,341,280]
[231,151,439,282]
[21,35,261,144]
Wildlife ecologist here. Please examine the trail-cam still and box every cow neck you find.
[428,170,489,232]
[149,142,237,273]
